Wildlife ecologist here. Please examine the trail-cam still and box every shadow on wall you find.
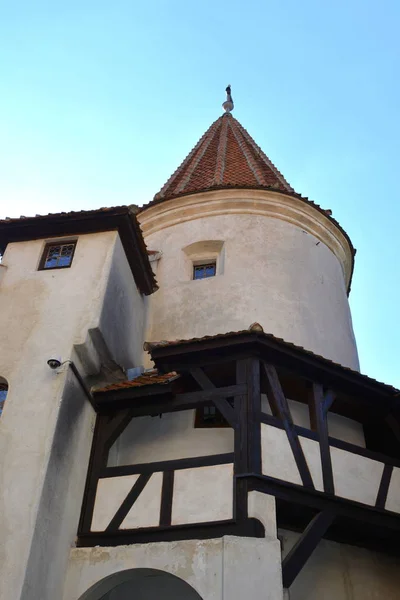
[78,568,203,600]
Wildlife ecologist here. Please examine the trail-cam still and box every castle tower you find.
[1,92,400,600]
[138,98,359,370]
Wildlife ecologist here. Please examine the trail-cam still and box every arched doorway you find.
[78,568,204,600]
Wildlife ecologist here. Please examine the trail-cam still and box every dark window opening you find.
[193,262,216,280]
[0,381,8,417]
[195,400,233,428]
[39,241,77,270]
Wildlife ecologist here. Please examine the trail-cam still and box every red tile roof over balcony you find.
[153,113,296,203]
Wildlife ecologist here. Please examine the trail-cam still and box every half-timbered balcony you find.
[78,327,400,587]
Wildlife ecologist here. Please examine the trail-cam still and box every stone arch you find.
[77,568,204,600]
[0,376,8,416]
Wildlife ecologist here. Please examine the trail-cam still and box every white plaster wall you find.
[261,424,323,491]
[62,537,283,600]
[20,371,95,600]
[261,423,382,503]
[99,235,146,370]
[261,424,302,485]
[140,197,359,370]
[328,411,365,447]
[280,529,400,599]
[91,473,163,532]
[331,446,384,506]
[0,232,117,600]
[172,464,233,525]
[385,466,400,513]
[0,231,148,600]
[262,396,365,447]
[108,410,234,467]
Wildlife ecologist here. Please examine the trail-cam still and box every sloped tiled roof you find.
[153,113,295,203]
[95,371,179,393]
[145,328,399,396]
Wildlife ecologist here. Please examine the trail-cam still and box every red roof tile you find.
[153,114,295,203]
[95,371,179,393]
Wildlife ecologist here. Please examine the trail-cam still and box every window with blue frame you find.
[193,261,216,280]
[39,241,77,270]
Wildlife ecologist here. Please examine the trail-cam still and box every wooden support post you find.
[262,362,314,489]
[78,410,133,534]
[282,510,335,589]
[310,383,335,495]
[375,464,393,509]
[106,473,152,531]
[233,357,262,520]
[246,357,262,474]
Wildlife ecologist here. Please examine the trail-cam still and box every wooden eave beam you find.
[149,334,396,414]
[95,384,247,418]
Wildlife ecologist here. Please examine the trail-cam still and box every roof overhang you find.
[0,206,157,295]
[146,329,398,404]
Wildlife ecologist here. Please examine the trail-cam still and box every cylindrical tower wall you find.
[139,189,359,370]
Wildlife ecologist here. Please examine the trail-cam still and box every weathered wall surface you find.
[280,530,400,600]
[100,235,146,370]
[63,536,283,600]
[0,232,117,600]
[139,189,359,370]
[20,370,95,600]
[108,410,234,466]
[0,231,147,600]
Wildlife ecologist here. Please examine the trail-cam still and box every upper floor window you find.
[39,241,77,270]
[193,261,216,280]
[0,378,8,417]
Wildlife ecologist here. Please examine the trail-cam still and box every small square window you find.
[39,241,77,270]
[193,261,216,280]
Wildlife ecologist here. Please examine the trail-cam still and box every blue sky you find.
[1,1,399,385]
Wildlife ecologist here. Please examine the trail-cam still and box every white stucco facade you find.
[138,189,359,370]
[0,230,147,600]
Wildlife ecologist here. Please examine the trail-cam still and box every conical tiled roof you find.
[154,113,296,202]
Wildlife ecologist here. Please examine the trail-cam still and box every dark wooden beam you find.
[103,409,133,451]
[100,453,234,478]
[78,518,264,547]
[261,412,400,469]
[78,414,114,533]
[190,367,237,428]
[245,474,400,534]
[310,383,335,495]
[262,362,314,489]
[247,358,262,474]
[282,510,335,589]
[375,464,393,509]
[100,384,247,419]
[160,471,174,526]
[106,473,152,531]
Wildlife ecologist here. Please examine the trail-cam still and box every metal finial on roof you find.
[222,85,234,113]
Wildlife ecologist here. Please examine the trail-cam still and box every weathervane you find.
[222,85,234,113]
